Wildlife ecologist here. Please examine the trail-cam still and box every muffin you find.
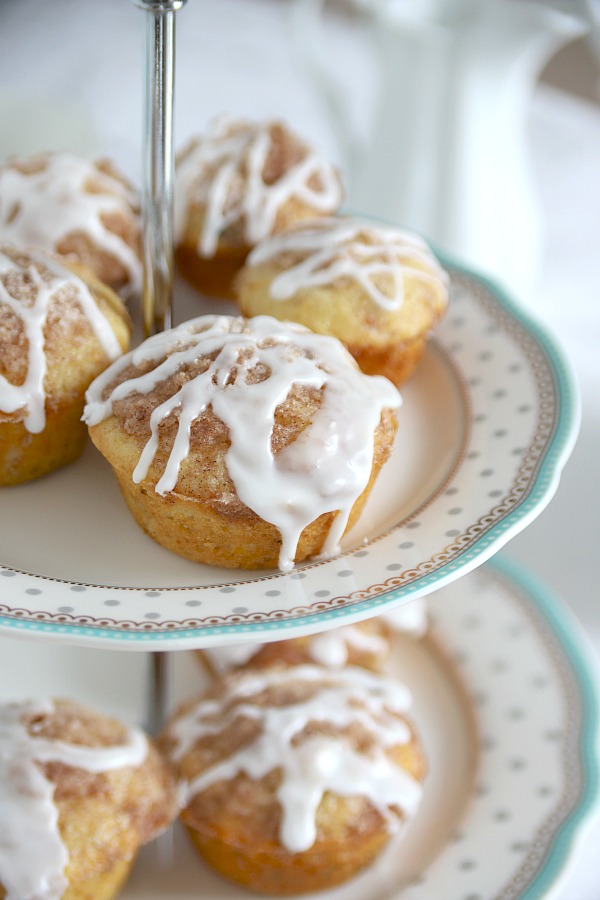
[174,117,343,300]
[0,698,179,900]
[199,599,428,676]
[160,664,426,895]
[0,244,131,485]
[0,151,142,298]
[199,620,394,677]
[236,217,449,386]
[83,314,400,571]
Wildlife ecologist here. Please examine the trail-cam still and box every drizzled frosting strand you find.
[0,700,148,900]
[0,153,141,295]
[84,315,401,572]
[175,119,342,256]
[202,642,263,675]
[309,624,389,666]
[169,665,422,853]
[248,218,448,311]
[0,250,122,433]
[381,599,428,639]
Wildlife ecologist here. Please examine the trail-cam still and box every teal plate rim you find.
[487,554,600,900]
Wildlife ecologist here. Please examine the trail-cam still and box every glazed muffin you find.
[198,599,429,676]
[83,314,400,571]
[0,151,142,298]
[236,217,449,386]
[174,117,343,300]
[0,698,179,900]
[198,620,392,677]
[0,244,131,485]
[160,664,426,895]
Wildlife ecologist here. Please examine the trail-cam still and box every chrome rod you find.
[135,0,187,338]
[133,0,187,733]
[146,650,173,735]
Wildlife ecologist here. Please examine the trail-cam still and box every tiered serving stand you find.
[0,4,597,898]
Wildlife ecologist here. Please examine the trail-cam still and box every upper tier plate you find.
[0,259,579,649]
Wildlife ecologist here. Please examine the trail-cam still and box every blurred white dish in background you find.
[292,0,586,300]
[0,93,97,163]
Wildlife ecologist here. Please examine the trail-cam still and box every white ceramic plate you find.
[0,264,579,648]
[0,558,598,898]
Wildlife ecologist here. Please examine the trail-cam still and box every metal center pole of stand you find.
[136,0,187,338]
[133,0,187,734]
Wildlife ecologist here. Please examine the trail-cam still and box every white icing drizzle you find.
[381,598,428,639]
[0,152,141,295]
[0,699,148,900]
[174,118,343,257]
[247,217,449,311]
[202,642,263,675]
[0,249,123,434]
[167,665,422,854]
[83,315,401,572]
[308,624,389,667]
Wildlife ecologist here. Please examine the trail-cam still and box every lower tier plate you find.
[0,557,597,898]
